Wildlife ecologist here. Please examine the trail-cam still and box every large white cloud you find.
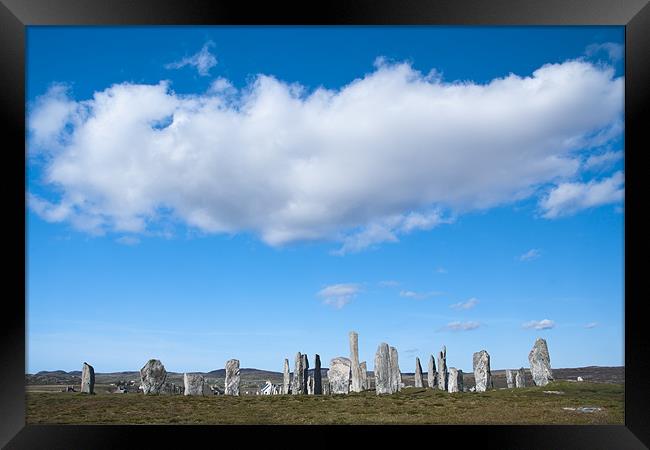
[27,58,624,250]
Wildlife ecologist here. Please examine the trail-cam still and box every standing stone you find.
[577,376,584,382]
[323,380,331,395]
[225,359,240,396]
[447,368,463,393]
[283,358,291,394]
[437,346,448,391]
[349,331,363,393]
[291,352,305,395]
[183,373,205,396]
[80,362,95,394]
[359,361,368,390]
[328,357,352,394]
[472,350,492,392]
[302,354,309,394]
[307,374,315,395]
[427,354,437,389]
[140,359,167,394]
[314,354,323,395]
[506,369,515,389]
[414,357,424,388]
[374,343,392,395]
[515,367,526,388]
[528,338,553,386]
[389,346,401,393]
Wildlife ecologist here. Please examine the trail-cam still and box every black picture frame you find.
[2,0,648,448]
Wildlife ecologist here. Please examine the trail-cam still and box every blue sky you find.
[26,26,624,374]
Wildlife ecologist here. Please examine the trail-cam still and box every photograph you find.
[23,25,627,426]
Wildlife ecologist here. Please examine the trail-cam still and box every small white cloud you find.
[450,297,478,310]
[317,283,361,309]
[519,248,542,262]
[442,321,481,331]
[379,280,400,287]
[165,41,217,76]
[522,319,555,330]
[585,42,624,61]
[435,267,448,274]
[116,236,140,246]
[399,290,442,300]
[539,171,624,219]
[583,151,623,171]
[585,322,599,329]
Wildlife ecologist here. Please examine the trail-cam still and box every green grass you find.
[26,381,623,425]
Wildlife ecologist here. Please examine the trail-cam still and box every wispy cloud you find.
[435,267,448,274]
[585,42,624,61]
[450,297,478,310]
[583,151,623,171]
[378,280,400,287]
[519,248,542,262]
[585,322,599,329]
[522,319,555,330]
[399,290,443,300]
[165,41,217,76]
[115,236,140,246]
[441,321,481,332]
[317,283,361,309]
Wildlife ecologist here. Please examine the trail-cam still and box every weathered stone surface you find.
[349,331,363,393]
[302,354,309,394]
[515,367,526,388]
[427,354,437,389]
[80,362,95,394]
[359,361,368,390]
[577,376,584,382]
[389,346,401,393]
[225,359,240,396]
[374,343,391,394]
[307,374,315,394]
[472,350,492,392]
[203,382,213,396]
[183,373,205,396]
[314,354,323,395]
[323,380,331,395]
[414,357,424,388]
[291,352,305,395]
[447,367,463,393]
[283,358,291,394]
[437,346,448,391]
[506,369,515,389]
[328,357,351,394]
[140,359,167,394]
[528,338,553,386]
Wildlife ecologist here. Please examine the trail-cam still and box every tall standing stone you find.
[447,368,463,393]
[283,358,291,394]
[328,357,352,394]
[506,369,515,389]
[414,357,424,388]
[307,374,315,395]
[359,361,368,390]
[225,359,240,396]
[80,362,95,394]
[374,343,391,394]
[515,367,526,388]
[314,354,323,395]
[437,346,448,391]
[528,338,553,386]
[302,354,309,394]
[389,346,401,393]
[291,352,305,395]
[349,331,363,393]
[184,373,205,396]
[140,359,167,394]
[427,354,437,389]
[472,350,492,392]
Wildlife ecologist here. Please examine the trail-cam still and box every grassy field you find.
[26,381,623,425]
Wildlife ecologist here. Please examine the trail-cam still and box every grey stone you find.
[359,361,368,390]
[374,342,391,394]
[448,367,463,393]
[80,362,95,394]
[225,359,240,396]
[437,346,448,391]
[140,359,167,394]
[414,357,424,388]
[427,354,437,389]
[328,357,351,394]
[291,352,306,395]
[302,354,309,394]
[307,374,315,395]
[349,331,363,393]
[283,358,291,394]
[389,346,401,393]
[472,350,492,392]
[515,368,526,388]
[528,338,553,386]
[323,380,331,395]
[203,382,213,396]
[314,354,323,395]
[506,369,515,389]
[183,373,205,396]
[577,376,584,382]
